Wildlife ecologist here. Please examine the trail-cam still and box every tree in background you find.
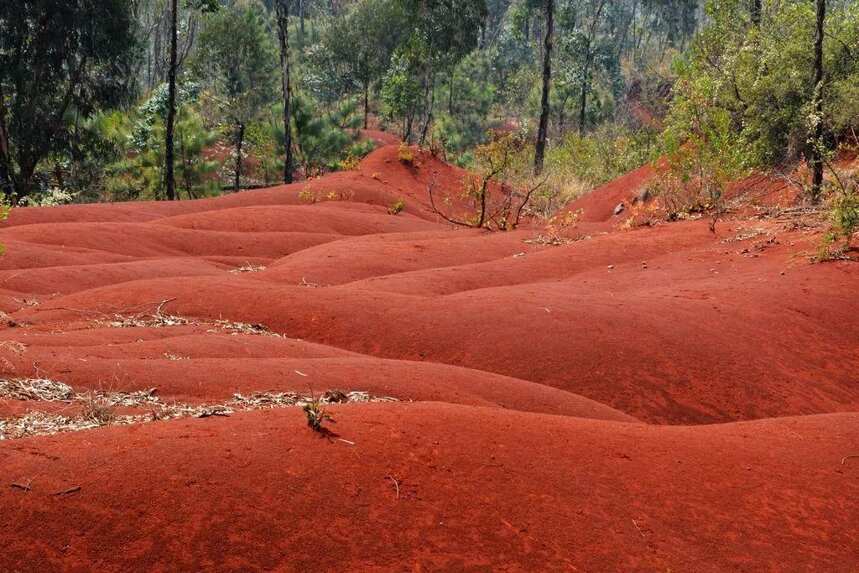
[533,0,554,175]
[308,0,407,129]
[809,0,826,201]
[165,0,219,201]
[667,0,858,200]
[275,0,294,183]
[0,0,136,200]
[382,0,486,143]
[194,1,277,191]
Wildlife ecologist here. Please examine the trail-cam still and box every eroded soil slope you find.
[1,145,857,572]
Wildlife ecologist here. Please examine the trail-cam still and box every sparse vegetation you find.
[0,378,396,441]
[388,199,406,215]
[397,143,415,165]
[428,133,545,231]
[818,169,858,260]
[80,395,117,427]
[302,393,334,432]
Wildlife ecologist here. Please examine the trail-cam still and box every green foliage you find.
[193,0,278,128]
[433,53,498,155]
[819,171,859,260]
[99,96,219,201]
[291,96,374,176]
[655,62,753,227]
[244,114,284,186]
[672,0,859,169]
[0,0,137,199]
[548,123,659,187]
[380,52,425,135]
[305,0,407,110]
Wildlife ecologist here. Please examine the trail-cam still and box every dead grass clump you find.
[230,263,267,274]
[211,319,277,336]
[98,307,280,338]
[98,312,190,329]
[162,352,189,361]
[94,388,160,408]
[232,391,302,408]
[0,379,398,440]
[79,395,117,426]
[0,378,74,401]
[1,412,74,440]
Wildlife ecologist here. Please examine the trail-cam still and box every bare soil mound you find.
[1,405,856,571]
[0,148,857,570]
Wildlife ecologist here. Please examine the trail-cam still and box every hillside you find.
[0,145,857,571]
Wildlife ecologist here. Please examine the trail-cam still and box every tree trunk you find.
[558,96,567,134]
[534,0,554,176]
[234,122,245,192]
[276,0,294,184]
[164,0,178,201]
[448,69,455,115]
[15,156,38,199]
[0,85,13,198]
[750,0,762,27]
[298,0,305,49]
[363,80,370,130]
[420,74,435,146]
[810,0,826,202]
[578,49,591,135]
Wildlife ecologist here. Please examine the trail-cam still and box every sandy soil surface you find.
[0,145,857,572]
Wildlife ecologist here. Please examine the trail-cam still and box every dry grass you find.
[0,381,398,440]
[230,263,267,274]
[96,308,281,338]
[0,378,74,401]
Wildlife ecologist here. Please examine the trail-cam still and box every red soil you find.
[1,144,857,571]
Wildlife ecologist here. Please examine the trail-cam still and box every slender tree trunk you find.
[234,122,245,192]
[448,68,455,115]
[363,80,370,130]
[534,0,554,176]
[298,0,305,49]
[810,0,826,201]
[405,109,414,143]
[558,95,568,133]
[750,0,762,27]
[15,157,38,199]
[0,85,13,198]
[164,0,178,201]
[578,48,592,135]
[276,0,294,184]
[420,74,435,146]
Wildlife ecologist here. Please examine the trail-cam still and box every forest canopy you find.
[0,0,856,211]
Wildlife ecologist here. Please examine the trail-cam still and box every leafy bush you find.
[397,143,414,164]
[102,102,219,201]
[819,171,859,260]
[668,0,859,170]
[291,95,374,176]
[654,56,754,230]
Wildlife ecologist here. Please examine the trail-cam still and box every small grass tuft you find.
[302,394,334,433]
[397,143,414,165]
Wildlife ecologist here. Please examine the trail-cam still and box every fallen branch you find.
[427,178,474,228]
[52,485,81,496]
